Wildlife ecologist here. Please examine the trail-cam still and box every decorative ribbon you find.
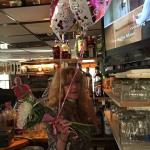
[42,42,83,140]
[42,113,78,139]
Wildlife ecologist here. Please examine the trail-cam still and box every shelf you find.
[104,111,122,150]
[104,89,150,109]
[21,59,78,65]
[112,69,150,78]
[21,58,97,65]
[104,110,150,150]
[20,72,54,76]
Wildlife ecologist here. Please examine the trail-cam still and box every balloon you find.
[50,0,75,41]
[69,0,112,30]
[49,0,59,19]
[69,0,93,30]
[90,0,112,21]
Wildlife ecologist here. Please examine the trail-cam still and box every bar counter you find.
[0,127,48,150]
[0,139,29,150]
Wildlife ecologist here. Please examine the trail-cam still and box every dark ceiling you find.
[0,3,102,61]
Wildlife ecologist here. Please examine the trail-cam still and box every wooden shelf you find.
[104,110,150,150]
[21,58,97,65]
[104,89,150,109]
[21,59,77,65]
[112,69,150,78]
[20,72,54,76]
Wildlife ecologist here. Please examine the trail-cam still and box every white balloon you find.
[50,0,75,41]
[69,0,94,30]
[69,0,112,30]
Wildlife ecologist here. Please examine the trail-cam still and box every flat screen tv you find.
[104,0,150,51]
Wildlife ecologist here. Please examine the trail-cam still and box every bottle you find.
[96,35,103,55]
[53,40,61,59]
[104,116,112,135]
[75,35,87,58]
[94,66,103,97]
[87,36,96,58]
[9,0,22,7]
[85,67,93,97]
[61,41,71,59]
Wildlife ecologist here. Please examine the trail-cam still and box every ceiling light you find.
[0,43,8,49]
[43,17,50,21]
[82,59,95,63]
[0,58,27,62]
[26,49,53,52]
[7,16,16,21]
[38,66,43,72]
[30,57,53,60]
[0,49,25,52]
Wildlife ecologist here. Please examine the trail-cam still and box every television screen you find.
[104,0,150,51]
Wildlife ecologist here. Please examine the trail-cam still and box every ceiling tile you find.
[24,22,51,34]
[0,12,15,24]
[0,24,31,36]
[3,5,50,22]
[0,34,40,44]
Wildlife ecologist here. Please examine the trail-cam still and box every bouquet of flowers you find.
[17,95,95,138]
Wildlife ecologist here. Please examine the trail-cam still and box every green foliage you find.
[26,103,55,129]
[71,122,95,138]
[23,96,95,138]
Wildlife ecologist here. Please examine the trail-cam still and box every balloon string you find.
[57,53,83,119]
[58,50,62,112]
[57,68,79,118]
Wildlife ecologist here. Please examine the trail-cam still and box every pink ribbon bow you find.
[42,113,78,139]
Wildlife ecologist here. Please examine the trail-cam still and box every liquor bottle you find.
[75,35,88,58]
[94,66,103,97]
[9,0,22,7]
[96,35,103,55]
[85,67,93,97]
[87,36,96,58]
[61,41,71,59]
[104,116,112,135]
[53,40,61,59]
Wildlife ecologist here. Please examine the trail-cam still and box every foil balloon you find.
[69,0,112,30]
[69,0,93,31]
[50,0,75,41]
[90,0,112,21]
[49,0,59,19]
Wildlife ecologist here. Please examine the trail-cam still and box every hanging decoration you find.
[50,0,112,41]
[69,0,112,31]
[49,0,59,19]
[90,0,112,22]
[69,0,93,31]
[50,0,75,41]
